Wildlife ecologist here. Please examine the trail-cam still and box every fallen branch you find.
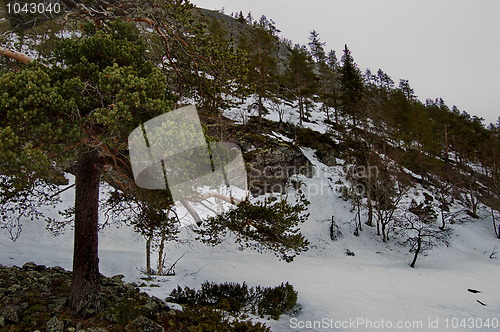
[180,200,203,226]
[0,47,34,64]
[164,253,185,276]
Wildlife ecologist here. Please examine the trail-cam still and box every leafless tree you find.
[394,213,451,268]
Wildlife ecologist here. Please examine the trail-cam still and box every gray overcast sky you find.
[192,0,499,126]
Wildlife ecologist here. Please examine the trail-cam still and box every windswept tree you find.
[1,20,174,315]
[0,0,310,317]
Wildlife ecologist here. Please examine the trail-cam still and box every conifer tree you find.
[282,44,317,126]
[398,79,416,100]
[340,45,364,130]
[317,50,341,124]
[1,21,174,315]
[308,30,326,63]
[240,18,279,121]
[0,1,309,316]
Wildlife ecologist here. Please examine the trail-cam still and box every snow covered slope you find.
[1,143,499,332]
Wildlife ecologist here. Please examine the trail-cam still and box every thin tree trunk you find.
[366,191,373,227]
[146,236,152,275]
[69,149,101,316]
[381,222,387,242]
[410,239,421,268]
[258,94,263,123]
[157,209,171,275]
[357,202,362,232]
[157,231,166,275]
[299,96,303,127]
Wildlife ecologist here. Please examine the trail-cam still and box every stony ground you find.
[0,262,172,331]
[0,262,271,331]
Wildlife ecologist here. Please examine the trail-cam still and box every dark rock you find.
[7,284,22,293]
[2,305,20,323]
[111,275,125,282]
[0,316,5,328]
[52,297,67,311]
[46,316,64,332]
[104,313,118,323]
[22,262,37,270]
[35,264,48,272]
[126,316,164,332]
[345,249,355,256]
[51,266,66,273]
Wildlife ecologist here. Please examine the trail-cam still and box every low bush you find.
[168,281,299,320]
[255,282,298,320]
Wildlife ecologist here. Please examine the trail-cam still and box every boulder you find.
[126,316,164,332]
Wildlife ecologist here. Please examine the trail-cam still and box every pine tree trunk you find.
[146,236,152,275]
[298,96,304,127]
[258,95,263,123]
[157,231,166,275]
[69,149,101,317]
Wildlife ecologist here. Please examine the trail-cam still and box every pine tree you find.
[0,3,310,316]
[236,11,246,23]
[398,79,416,100]
[340,44,364,130]
[240,18,279,121]
[282,44,317,126]
[317,50,341,124]
[0,21,174,315]
[308,30,326,63]
[376,69,394,91]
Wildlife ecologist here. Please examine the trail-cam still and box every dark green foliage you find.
[168,281,298,320]
[196,196,309,262]
[255,282,298,320]
[308,30,326,63]
[171,305,271,331]
[170,282,252,314]
[317,50,341,123]
[240,21,279,120]
[340,45,364,129]
[281,44,317,126]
